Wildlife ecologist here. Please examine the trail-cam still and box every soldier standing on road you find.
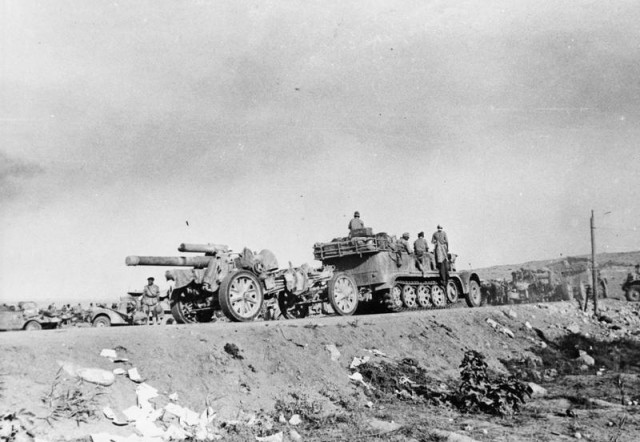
[348,211,365,238]
[413,232,429,274]
[432,224,449,286]
[142,277,160,325]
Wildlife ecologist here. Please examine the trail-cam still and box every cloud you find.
[0,151,44,201]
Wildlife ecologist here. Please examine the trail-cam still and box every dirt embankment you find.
[1,300,640,441]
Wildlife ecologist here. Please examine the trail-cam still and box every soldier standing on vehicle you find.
[413,231,429,273]
[142,277,160,325]
[635,264,640,279]
[432,224,449,286]
[348,211,365,238]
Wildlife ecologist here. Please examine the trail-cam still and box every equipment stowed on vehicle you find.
[126,243,336,323]
[312,231,483,313]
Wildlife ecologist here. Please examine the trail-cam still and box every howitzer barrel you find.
[125,256,213,269]
[178,243,228,254]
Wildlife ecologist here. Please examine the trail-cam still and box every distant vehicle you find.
[90,298,143,327]
[622,275,640,302]
[0,302,61,331]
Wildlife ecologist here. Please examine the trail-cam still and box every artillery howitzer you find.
[126,243,336,323]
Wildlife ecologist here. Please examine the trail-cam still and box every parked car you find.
[0,302,61,331]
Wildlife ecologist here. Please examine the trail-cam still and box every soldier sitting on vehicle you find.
[398,232,412,254]
[348,211,365,238]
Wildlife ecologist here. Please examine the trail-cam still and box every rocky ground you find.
[1,298,640,442]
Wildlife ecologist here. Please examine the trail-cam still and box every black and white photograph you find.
[1,1,640,440]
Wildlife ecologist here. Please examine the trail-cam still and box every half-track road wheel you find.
[446,281,459,304]
[465,280,482,308]
[431,284,447,308]
[219,270,264,322]
[401,285,418,308]
[92,316,111,327]
[328,273,359,316]
[416,284,432,308]
[626,284,640,302]
[384,284,404,312]
[24,320,42,331]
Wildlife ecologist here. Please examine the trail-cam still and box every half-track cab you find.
[313,232,483,314]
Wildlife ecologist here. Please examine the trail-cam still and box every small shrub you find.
[452,350,532,416]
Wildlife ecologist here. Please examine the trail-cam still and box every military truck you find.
[312,232,483,312]
[126,243,335,323]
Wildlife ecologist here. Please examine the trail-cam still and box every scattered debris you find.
[127,367,144,383]
[367,418,401,433]
[99,349,117,359]
[224,343,244,359]
[350,356,370,369]
[324,344,341,362]
[256,431,284,442]
[288,414,302,426]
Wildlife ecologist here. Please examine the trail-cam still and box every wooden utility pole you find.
[590,210,598,315]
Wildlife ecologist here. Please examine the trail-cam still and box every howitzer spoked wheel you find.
[385,284,404,312]
[328,273,359,316]
[171,285,214,324]
[401,285,417,308]
[416,284,431,308]
[219,271,264,322]
[431,285,446,308]
[465,280,482,308]
[446,281,459,304]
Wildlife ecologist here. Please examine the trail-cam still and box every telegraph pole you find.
[591,210,598,315]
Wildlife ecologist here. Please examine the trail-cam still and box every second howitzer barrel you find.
[125,256,213,268]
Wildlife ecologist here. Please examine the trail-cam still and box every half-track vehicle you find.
[622,274,640,302]
[126,243,335,323]
[312,231,483,312]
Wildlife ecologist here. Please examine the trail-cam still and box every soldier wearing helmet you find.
[348,211,365,238]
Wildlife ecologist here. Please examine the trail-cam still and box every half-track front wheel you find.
[416,284,432,308]
[384,284,404,312]
[219,270,264,322]
[431,285,446,308]
[465,280,482,308]
[328,273,359,316]
[446,281,459,304]
[401,285,417,308]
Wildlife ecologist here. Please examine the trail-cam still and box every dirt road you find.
[1,300,639,441]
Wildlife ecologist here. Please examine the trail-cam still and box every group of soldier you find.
[348,211,450,284]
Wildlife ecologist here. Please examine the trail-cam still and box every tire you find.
[219,270,264,322]
[384,284,404,312]
[24,321,42,331]
[92,316,111,327]
[401,285,418,309]
[416,284,431,308]
[446,281,459,304]
[431,285,446,308]
[626,285,640,302]
[465,280,483,308]
[327,273,359,316]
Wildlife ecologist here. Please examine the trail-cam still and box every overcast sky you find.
[2,0,639,304]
